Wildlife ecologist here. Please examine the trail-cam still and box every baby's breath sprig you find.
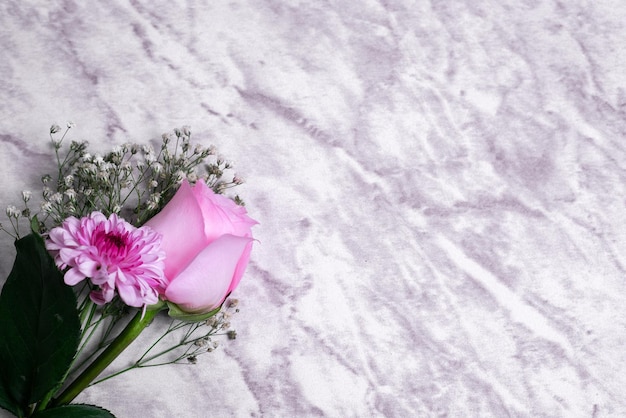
[89,298,241,385]
[132,127,245,224]
[22,124,245,230]
[0,190,34,239]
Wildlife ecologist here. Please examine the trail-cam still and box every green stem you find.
[52,307,160,407]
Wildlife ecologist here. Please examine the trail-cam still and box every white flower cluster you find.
[2,124,247,237]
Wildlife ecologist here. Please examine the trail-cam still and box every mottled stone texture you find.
[1,1,626,417]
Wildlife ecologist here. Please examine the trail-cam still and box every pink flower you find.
[145,179,257,315]
[46,212,167,308]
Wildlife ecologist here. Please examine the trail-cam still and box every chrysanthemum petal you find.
[64,267,86,286]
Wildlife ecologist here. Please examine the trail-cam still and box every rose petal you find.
[144,180,208,280]
[165,234,253,313]
[227,239,254,294]
[192,179,258,242]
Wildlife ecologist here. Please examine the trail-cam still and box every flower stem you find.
[52,307,161,406]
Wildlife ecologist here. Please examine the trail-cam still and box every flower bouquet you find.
[0,125,257,417]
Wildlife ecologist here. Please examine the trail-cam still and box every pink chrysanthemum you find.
[46,211,167,308]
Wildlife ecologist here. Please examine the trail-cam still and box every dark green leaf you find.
[33,404,116,418]
[30,215,41,234]
[0,382,19,416]
[0,234,81,411]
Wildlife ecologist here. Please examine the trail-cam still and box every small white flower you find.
[187,172,198,182]
[40,202,53,213]
[21,191,32,202]
[64,175,74,187]
[6,206,20,217]
[182,126,191,136]
[50,193,63,204]
[152,162,163,173]
[81,163,97,174]
[97,171,110,182]
[194,338,208,347]
[64,189,77,200]
[149,193,161,204]
[144,153,156,163]
[94,154,105,165]
[67,121,76,129]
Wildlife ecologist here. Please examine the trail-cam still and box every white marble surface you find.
[1,1,626,417]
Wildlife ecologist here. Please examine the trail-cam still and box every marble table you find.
[1,1,625,417]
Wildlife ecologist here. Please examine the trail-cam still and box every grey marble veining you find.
[1,1,626,417]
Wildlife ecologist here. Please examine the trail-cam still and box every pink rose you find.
[145,179,257,316]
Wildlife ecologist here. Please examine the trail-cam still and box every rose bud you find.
[145,179,257,321]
